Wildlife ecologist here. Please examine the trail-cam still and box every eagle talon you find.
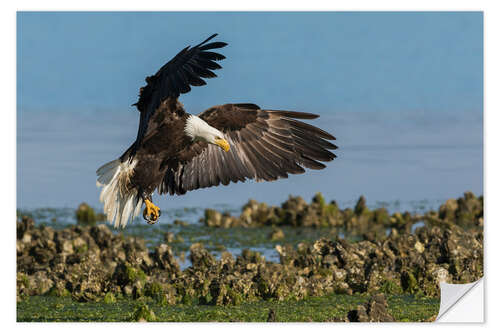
[143,199,161,224]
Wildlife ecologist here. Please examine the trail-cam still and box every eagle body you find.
[96,34,338,228]
[121,98,191,195]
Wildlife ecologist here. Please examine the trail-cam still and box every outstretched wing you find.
[132,34,227,153]
[159,104,337,195]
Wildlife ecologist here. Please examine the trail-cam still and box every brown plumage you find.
[159,103,337,195]
[96,34,338,228]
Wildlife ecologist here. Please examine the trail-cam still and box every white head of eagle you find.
[184,115,230,152]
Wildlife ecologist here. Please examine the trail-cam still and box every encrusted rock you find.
[76,202,100,226]
[189,243,216,270]
[269,228,285,241]
[267,309,276,322]
[164,232,175,243]
[16,192,483,304]
[414,241,425,253]
[347,293,394,322]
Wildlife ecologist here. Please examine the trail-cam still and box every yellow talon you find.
[143,199,161,224]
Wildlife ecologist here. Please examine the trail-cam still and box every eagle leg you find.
[143,199,161,224]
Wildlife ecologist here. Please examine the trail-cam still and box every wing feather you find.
[241,140,275,181]
[131,34,227,152]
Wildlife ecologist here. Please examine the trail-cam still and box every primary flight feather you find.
[96,34,338,228]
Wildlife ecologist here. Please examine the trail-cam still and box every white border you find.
[4,1,497,331]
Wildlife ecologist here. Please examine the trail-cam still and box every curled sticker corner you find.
[436,278,483,322]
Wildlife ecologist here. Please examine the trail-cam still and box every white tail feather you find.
[96,158,142,228]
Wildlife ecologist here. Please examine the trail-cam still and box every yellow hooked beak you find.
[214,138,230,152]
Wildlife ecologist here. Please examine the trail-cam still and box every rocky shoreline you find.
[17,192,483,321]
[203,192,483,232]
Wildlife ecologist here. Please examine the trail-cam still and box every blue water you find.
[17,12,483,211]
[17,109,482,211]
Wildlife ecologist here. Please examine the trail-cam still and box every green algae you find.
[103,292,116,304]
[17,293,438,322]
[131,302,156,322]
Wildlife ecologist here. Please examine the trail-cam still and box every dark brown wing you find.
[132,34,227,154]
[158,104,337,195]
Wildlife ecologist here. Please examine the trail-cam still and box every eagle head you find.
[184,115,230,152]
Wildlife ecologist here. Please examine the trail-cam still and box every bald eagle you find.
[96,34,337,228]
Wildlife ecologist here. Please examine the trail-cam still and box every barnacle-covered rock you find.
[347,293,394,322]
[16,192,483,304]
